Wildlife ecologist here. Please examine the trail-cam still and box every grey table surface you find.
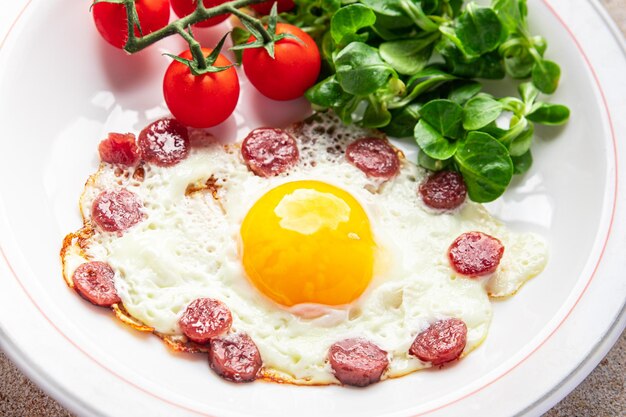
[2,1,626,416]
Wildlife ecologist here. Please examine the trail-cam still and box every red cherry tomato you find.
[92,0,170,49]
[250,0,295,15]
[242,23,321,101]
[163,49,240,128]
[170,0,230,28]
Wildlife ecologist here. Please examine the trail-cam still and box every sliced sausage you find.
[328,338,389,387]
[208,333,262,382]
[138,118,190,166]
[91,189,143,233]
[419,171,467,210]
[345,138,400,179]
[178,298,232,344]
[241,128,299,177]
[98,132,140,166]
[72,261,121,307]
[409,318,467,365]
[448,231,504,276]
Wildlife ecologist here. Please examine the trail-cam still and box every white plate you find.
[0,1,624,416]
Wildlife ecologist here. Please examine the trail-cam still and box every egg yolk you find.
[241,181,375,307]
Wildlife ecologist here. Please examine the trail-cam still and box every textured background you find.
[1,1,625,416]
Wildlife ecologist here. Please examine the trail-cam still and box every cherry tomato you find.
[170,0,230,28]
[250,0,295,15]
[92,0,170,49]
[242,23,321,101]
[163,49,240,128]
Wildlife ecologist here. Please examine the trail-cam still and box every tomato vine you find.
[92,0,277,69]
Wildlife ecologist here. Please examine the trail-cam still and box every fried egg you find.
[62,112,547,384]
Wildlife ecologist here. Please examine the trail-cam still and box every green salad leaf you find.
[284,0,570,202]
[454,131,514,202]
[419,99,464,139]
[451,4,506,57]
[414,119,459,160]
[463,94,503,130]
[330,4,376,46]
[531,59,561,94]
[379,35,437,75]
[512,150,533,174]
[527,103,570,125]
[334,42,396,95]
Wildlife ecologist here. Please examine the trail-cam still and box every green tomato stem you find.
[174,25,207,70]
[120,0,269,53]
[227,6,274,44]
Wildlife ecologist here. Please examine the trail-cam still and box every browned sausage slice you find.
[419,171,467,210]
[138,118,190,166]
[345,138,400,179]
[241,128,299,177]
[98,133,140,166]
[328,338,389,387]
[72,261,121,307]
[448,231,504,276]
[409,318,467,365]
[178,298,232,344]
[91,189,143,233]
[208,333,262,382]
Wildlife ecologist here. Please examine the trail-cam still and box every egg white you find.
[63,112,547,384]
